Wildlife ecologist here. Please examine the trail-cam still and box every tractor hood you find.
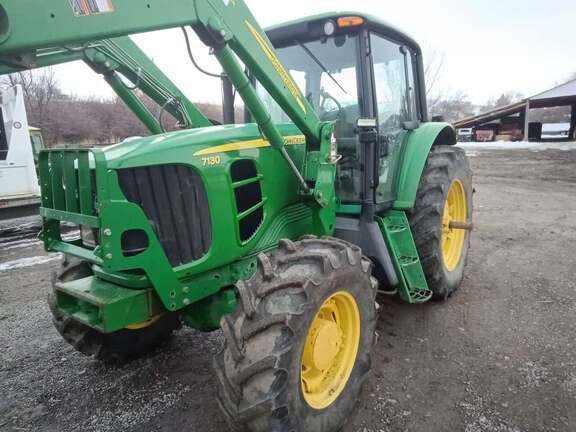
[102,123,303,170]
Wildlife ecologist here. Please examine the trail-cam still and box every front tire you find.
[214,236,377,432]
[48,257,181,364]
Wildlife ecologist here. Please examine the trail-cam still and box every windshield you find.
[256,34,359,124]
[257,34,362,203]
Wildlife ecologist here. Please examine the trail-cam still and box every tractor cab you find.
[261,13,429,209]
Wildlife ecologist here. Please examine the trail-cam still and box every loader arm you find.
[0,0,323,150]
[0,36,212,133]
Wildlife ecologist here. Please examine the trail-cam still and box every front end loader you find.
[0,2,472,431]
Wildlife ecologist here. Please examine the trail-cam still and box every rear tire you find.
[214,236,377,432]
[408,145,473,300]
[48,256,180,364]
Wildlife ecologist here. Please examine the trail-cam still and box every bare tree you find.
[423,50,451,120]
[1,68,61,129]
[428,90,475,124]
[0,68,232,146]
[494,91,524,107]
[424,50,446,99]
[480,91,524,112]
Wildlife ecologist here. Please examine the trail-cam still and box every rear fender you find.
[393,122,456,209]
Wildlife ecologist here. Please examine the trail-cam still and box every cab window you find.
[370,33,416,204]
[256,34,362,202]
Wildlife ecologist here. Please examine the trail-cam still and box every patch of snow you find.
[457,141,576,151]
[62,232,81,242]
[0,229,78,250]
[1,238,42,251]
[0,254,61,272]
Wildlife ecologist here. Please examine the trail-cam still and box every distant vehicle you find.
[475,130,494,141]
[498,117,523,141]
[471,117,524,142]
[475,125,497,142]
[457,128,474,142]
[0,85,44,219]
[541,122,570,139]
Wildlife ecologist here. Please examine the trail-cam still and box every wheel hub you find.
[304,318,342,371]
[442,178,467,272]
[301,291,360,410]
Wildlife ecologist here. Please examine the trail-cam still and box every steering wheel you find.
[319,89,343,120]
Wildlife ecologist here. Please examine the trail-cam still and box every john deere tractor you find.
[0,2,472,431]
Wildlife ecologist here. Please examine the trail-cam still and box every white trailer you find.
[0,85,43,219]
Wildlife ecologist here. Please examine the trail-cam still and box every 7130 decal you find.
[201,155,221,166]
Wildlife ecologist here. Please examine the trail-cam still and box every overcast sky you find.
[51,0,575,105]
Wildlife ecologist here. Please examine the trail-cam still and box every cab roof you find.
[265,11,422,54]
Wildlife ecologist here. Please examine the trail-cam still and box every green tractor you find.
[0,2,472,431]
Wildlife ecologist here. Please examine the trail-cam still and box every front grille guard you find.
[38,148,104,265]
[37,148,249,312]
[38,148,189,310]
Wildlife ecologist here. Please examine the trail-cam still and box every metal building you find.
[454,79,576,141]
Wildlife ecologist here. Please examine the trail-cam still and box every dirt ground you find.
[1,146,575,432]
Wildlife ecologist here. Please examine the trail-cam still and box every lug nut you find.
[183,298,190,306]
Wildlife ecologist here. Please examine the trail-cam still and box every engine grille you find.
[230,159,264,242]
[117,164,211,267]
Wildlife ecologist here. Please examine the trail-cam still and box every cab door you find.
[370,33,419,205]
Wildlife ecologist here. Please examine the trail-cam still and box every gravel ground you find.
[1,146,575,432]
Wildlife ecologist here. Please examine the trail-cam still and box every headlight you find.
[323,20,336,36]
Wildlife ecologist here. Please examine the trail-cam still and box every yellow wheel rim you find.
[442,178,467,272]
[125,314,161,330]
[300,291,360,410]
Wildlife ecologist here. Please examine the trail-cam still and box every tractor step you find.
[377,210,432,303]
[55,276,159,333]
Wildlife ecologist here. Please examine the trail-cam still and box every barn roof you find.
[454,79,576,129]
[531,79,576,101]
